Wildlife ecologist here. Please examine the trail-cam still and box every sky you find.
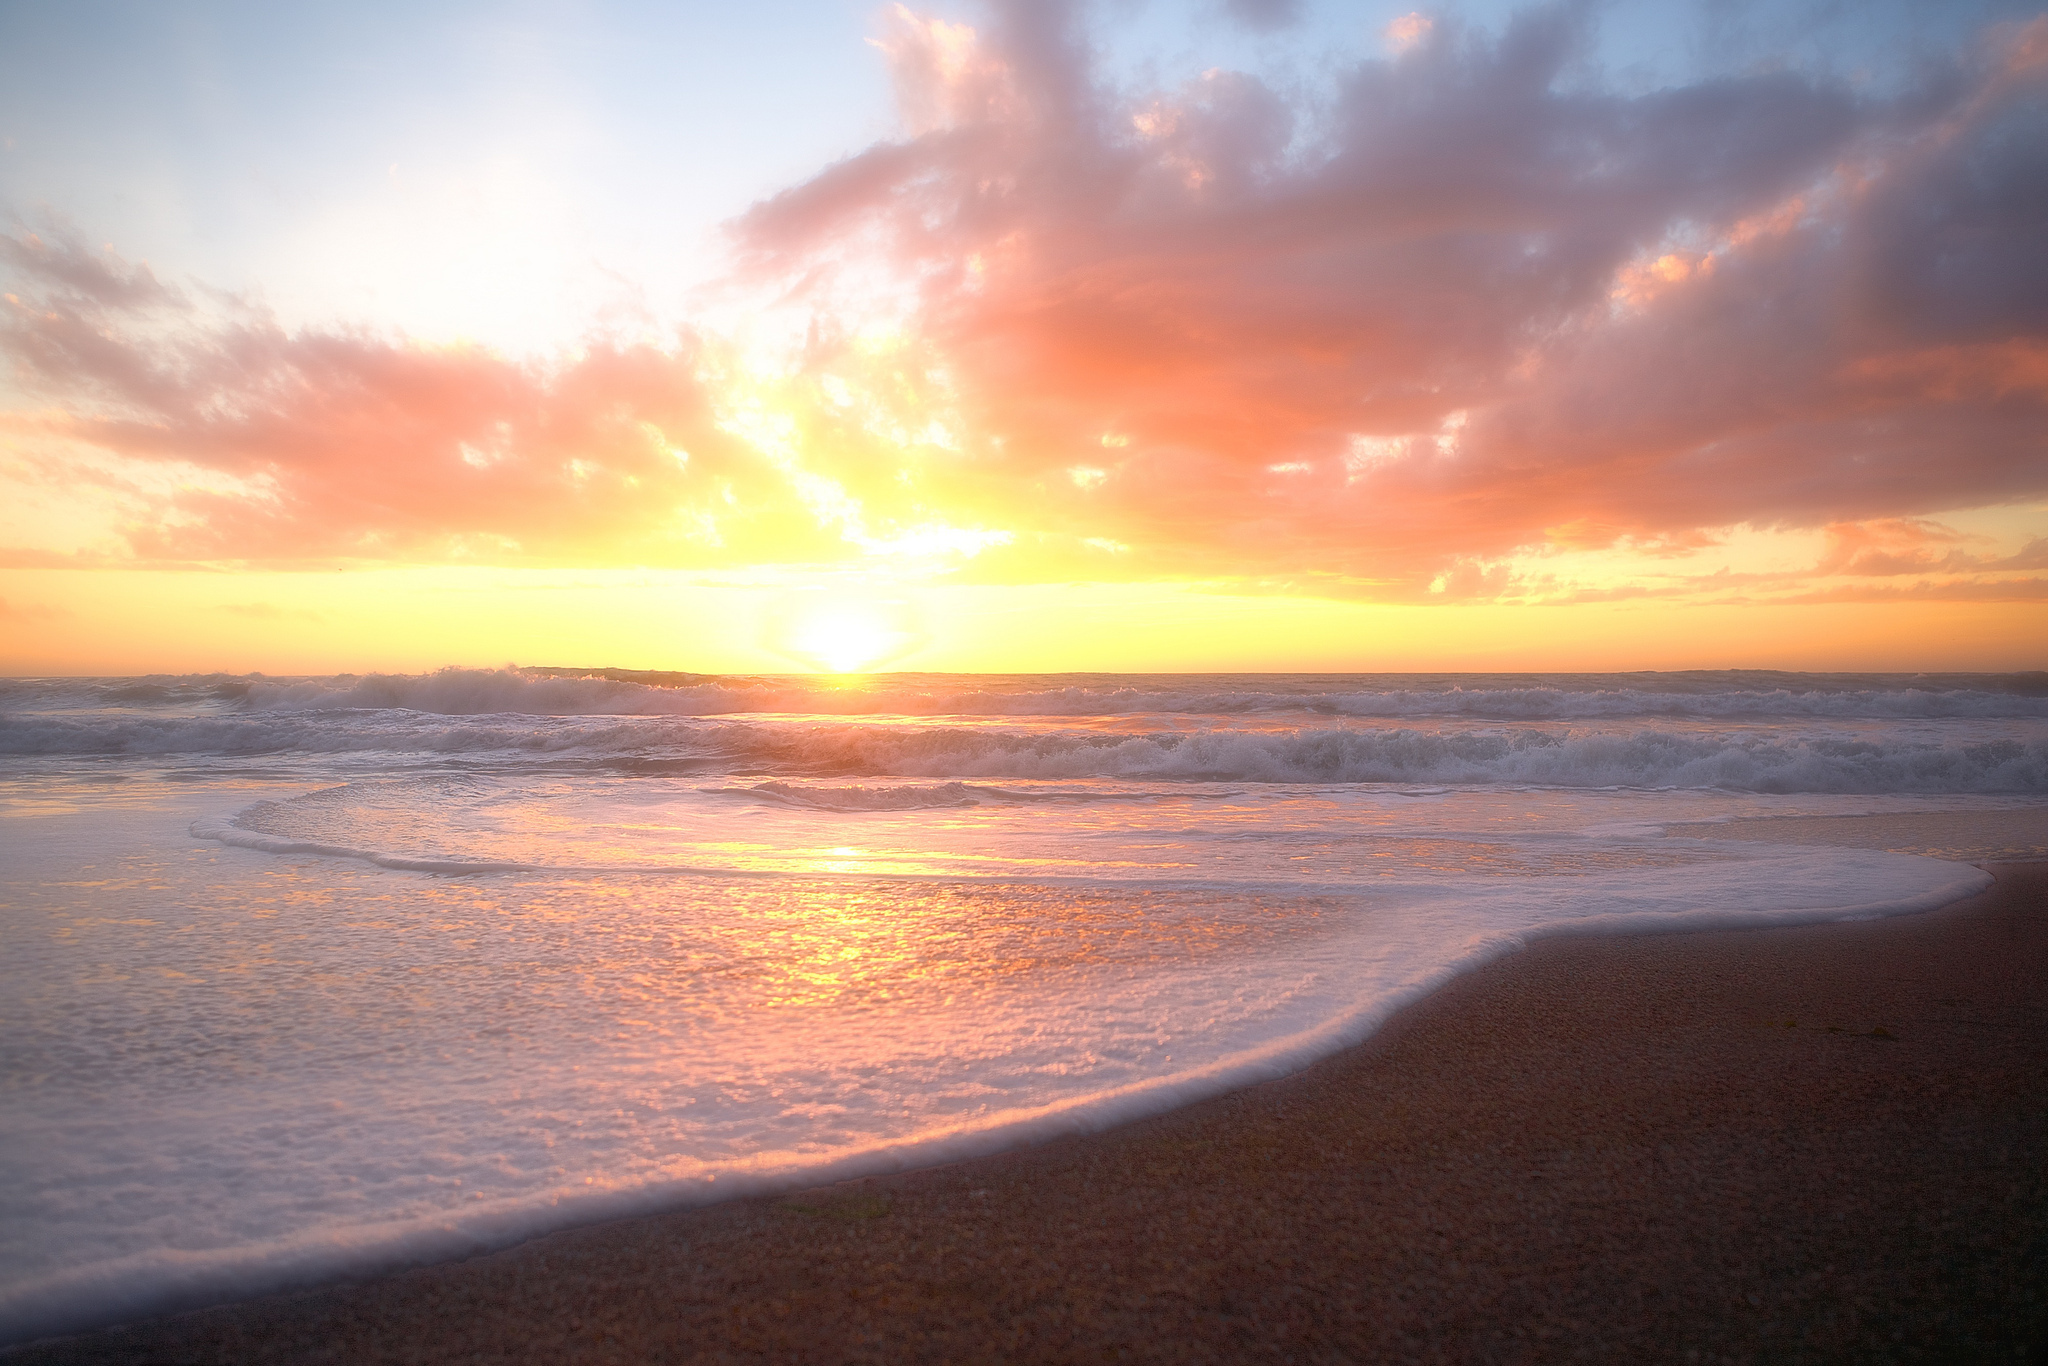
[2,0,2045,674]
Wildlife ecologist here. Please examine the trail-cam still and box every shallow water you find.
[3,669,2042,1342]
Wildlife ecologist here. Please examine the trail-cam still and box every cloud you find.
[1,220,1027,570]
[2000,535,2048,570]
[1814,518,1986,577]
[2,2,2045,607]
[0,231,907,567]
[744,1,2048,596]
[1384,12,1433,53]
[0,221,182,314]
[1732,576,2048,605]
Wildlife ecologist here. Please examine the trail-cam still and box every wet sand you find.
[11,859,2046,1363]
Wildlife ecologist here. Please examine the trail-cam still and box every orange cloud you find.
[737,4,2047,593]
[0,230,860,567]
[3,4,2045,609]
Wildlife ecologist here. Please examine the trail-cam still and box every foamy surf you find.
[2,670,2040,1346]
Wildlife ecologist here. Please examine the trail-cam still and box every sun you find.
[765,590,929,673]
[793,611,883,672]
[777,603,893,673]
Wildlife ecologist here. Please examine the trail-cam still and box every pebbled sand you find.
[11,862,2046,1364]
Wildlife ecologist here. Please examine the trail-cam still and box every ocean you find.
[3,668,2045,1343]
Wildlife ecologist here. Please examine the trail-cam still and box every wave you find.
[191,819,539,875]
[7,667,2048,721]
[704,780,1208,810]
[0,851,1995,1347]
[738,724,2048,794]
[0,710,717,760]
[13,704,2043,793]
[707,780,1068,811]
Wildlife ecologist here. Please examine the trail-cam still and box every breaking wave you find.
[744,725,2048,794]
[7,709,2044,793]
[6,666,2048,722]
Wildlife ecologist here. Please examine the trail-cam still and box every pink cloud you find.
[2,2,2044,604]
[741,3,2048,590]
[0,234,823,566]
[1813,518,1985,577]
[0,225,181,313]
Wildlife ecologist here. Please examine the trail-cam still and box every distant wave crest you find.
[8,706,2044,793]
[743,723,2048,795]
[6,666,2048,722]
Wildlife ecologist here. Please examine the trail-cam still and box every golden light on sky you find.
[780,597,925,674]
[3,567,2041,676]
[2,0,2044,674]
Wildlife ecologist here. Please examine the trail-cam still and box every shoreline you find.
[10,857,2044,1362]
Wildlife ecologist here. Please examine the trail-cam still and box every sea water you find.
[3,669,2044,1342]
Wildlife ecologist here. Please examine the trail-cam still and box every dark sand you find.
[11,862,2045,1364]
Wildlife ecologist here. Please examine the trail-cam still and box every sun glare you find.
[789,604,898,673]
[765,590,931,673]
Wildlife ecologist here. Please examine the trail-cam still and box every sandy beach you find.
[9,0,2048,1345]
[10,853,2044,1364]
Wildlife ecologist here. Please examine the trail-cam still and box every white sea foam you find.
[3,857,1989,1346]
[0,779,1993,1345]
[3,669,2041,1346]
[5,710,2045,792]
[723,722,2048,793]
